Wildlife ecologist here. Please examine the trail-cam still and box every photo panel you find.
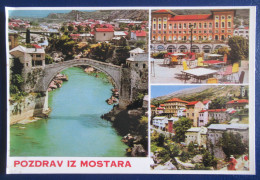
[150,8,252,85]
[150,85,254,173]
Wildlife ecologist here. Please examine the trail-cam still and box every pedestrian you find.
[227,155,237,170]
[243,155,249,170]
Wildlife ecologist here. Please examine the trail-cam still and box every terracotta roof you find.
[160,104,165,107]
[207,109,226,112]
[199,110,207,113]
[227,99,249,104]
[132,30,146,37]
[95,28,114,32]
[186,101,200,106]
[203,100,210,104]
[169,14,212,21]
[166,98,189,104]
[150,105,156,108]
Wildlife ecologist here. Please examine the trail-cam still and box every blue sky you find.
[151,85,200,98]
[9,10,94,18]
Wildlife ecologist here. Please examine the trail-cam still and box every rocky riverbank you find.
[102,106,148,157]
[48,73,68,92]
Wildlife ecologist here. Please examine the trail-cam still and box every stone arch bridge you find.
[35,58,122,93]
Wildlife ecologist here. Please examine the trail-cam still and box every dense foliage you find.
[220,132,247,158]
[228,36,249,63]
[90,42,115,62]
[173,117,192,143]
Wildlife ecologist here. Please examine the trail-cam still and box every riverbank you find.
[102,105,148,157]
[9,93,49,125]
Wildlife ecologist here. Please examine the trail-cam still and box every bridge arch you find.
[35,58,122,93]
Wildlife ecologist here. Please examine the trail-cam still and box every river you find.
[10,67,128,157]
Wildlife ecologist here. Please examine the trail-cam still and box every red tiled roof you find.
[95,28,114,32]
[186,101,200,106]
[160,104,165,107]
[207,109,226,112]
[132,30,146,37]
[157,107,164,110]
[166,98,189,104]
[227,99,249,104]
[169,14,212,21]
[203,100,210,104]
[199,110,207,113]
[150,105,156,108]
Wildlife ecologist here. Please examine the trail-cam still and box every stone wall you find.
[9,93,48,125]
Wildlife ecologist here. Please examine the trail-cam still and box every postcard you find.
[6,6,255,174]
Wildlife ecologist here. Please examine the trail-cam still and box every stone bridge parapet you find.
[35,58,122,92]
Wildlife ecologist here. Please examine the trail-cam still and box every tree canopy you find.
[173,117,192,143]
[228,36,249,63]
[220,132,247,158]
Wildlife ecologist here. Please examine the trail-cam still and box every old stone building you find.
[185,127,207,148]
[126,48,148,102]
[207,124,249,159]
[95,28,114,42]
[186,101,204,127]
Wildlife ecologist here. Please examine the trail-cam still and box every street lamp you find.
[189,24,194,53]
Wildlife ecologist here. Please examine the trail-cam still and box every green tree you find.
[157,133,165,147]
[68,24,74,32]
[228,36,249,63]
[220,132,247,158]
[180,151,190,162]
[45,54,53,64]
[188,141,195,154]
[202,150,217,167]
[173,117,192,143]
[60,26,67,32]
[209,97,229,109]
[77,25,83,33]
[214,46,230,56]
[90,42,115,61]
[47,35,77,59]
[135,40,146,48]
[85,25,91,33]
[10,58,24,95]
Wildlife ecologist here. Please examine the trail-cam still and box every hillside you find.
[46,10,149,21]
[151,85,247,105]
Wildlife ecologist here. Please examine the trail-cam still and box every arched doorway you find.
[178,45,188,52]
[191,45,200,53]
[167,45,176,53]
[202,45,212,53]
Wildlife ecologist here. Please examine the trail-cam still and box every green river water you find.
[10,67,128,157]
